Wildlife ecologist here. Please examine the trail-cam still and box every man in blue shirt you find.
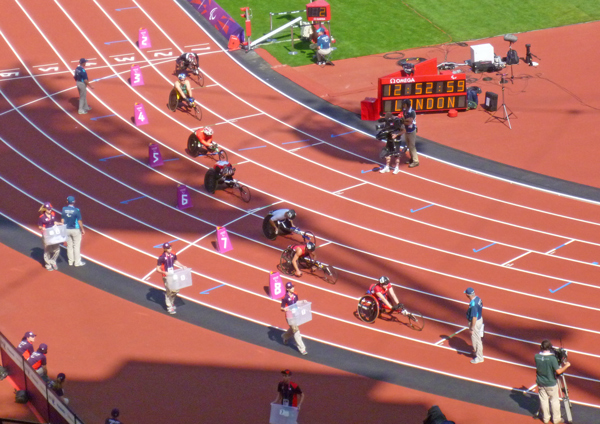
[61,196,86,266]
[74,58,94,115]
[465,287,484,364]
[315,28,333,66]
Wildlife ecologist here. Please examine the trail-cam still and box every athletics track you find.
[0,1,599,423]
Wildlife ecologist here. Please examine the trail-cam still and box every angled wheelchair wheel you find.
[218,149,228,162]
[301,230,316,245]
[322,265,338,284]
[262,214,277,240]
[168,90,178,112]
[192,103,202,121]
[204,169,217,194]
[406,310,425,331]
[357,295,379,324]
[279,248,295,276]
[238,184,251,203]
[187,133,200,157]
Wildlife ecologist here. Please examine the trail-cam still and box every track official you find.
[38,202,60,271]
[273,369,305,409]
[281,282,307,355]
[74,58,94,115]
[61,196,86,267]
[156,242,186,315]
[465,287,484,364]
[401,99,419,168]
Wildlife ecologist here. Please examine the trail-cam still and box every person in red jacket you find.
[16,331,36,360]
[273,369,305,409]
[28,343,48,381]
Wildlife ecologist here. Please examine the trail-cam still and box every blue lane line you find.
[593,262,598,265]
[120,196,146,204]
[91,114,116,121]
[99,154,125,161]
[104,40,128,45]
[153,239,179,248]
[551,242,568,251]
[116,6,138,11]
[410,204,434,213]
[331,130,357,138]
[282,139,309,145]
[473,242,496,253]
[549,282,571,293]
[238,145,266,151]
[200,284,225,294]
[163,158,180,162]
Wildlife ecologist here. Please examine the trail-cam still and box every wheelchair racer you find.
[370,276,407,314]
[213,160,236,185]
[174,73,194,106]
[291,242,316,278]
[269,209,296,235]
[176,52,199,74]
[194,127,217,152]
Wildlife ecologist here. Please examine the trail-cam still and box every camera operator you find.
[377,112,406,174]
[535,340,571,424]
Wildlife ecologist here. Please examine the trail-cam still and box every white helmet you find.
[186,53,195,62]
[203,127,213,136]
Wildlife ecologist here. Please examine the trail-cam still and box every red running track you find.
[0,0,599,422]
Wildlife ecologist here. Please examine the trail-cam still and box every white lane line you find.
[0,67,20,72]
[184,43,209,47]
[502,251,532,266]
[333,182,366,194]
[191,47,210,51]
[212,112,265,126]
[109,52,135,57]
[147,47,172,52]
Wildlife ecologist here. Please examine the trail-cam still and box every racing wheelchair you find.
[175,58,204,87]
[356,291,425,331]
[278,245,338,284]
[204,162,251,203]
[168,90,202,121]
[187,133,228,162]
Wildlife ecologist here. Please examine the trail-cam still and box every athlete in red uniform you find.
[370,276,405,313]
[194,127,216,151]
[291,242,316,278]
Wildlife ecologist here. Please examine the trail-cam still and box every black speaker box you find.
[484,92,498,111]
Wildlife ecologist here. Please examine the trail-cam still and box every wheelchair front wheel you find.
[322,265,338,284]
[218,149,228,162]
[357,295,379,324]
[406,310,425,331]
[238,184,251,203]
[192,103,202,121]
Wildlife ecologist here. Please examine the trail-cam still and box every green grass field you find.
[217,0,600,66]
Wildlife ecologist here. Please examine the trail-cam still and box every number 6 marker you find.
[216,227,233,253]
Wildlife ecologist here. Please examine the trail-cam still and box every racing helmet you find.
[378,276,390,285]
[285,209,296,220]
[178,73,186,81]
[306,242,316,252]
[186,53,195,62]
[203,127,213,136]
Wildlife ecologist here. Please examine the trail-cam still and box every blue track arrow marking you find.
[593,262,598,265]
[153,239,179,248]
[551,242,568,251]
[410,204,434,213]
[116,6,138,11]
[361,167,382,174]
[163,158,180,162]
[473,242,496,253]
[104,40,128,45]
[331,130,357,138]
[120,196,146,204]
[549,282,571,293]
[99,154,125,161]
[238,145,266,151]
[91,114,115,121]
[282,139,309,145]
[200,284,225,294]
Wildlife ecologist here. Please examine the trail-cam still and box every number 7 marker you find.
[216,227,233,253]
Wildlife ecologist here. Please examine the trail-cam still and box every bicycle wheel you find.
[192,104,202,121]
[238,184,251,203]
[279,248,294,276]
[218,149,228,162]
[262,214,277,240]
[204,169,217,194]
[187,133,200,157]
[357,295,379,324]
[168,90,178,112]
[406,310,425,331]
[322,265,338,284]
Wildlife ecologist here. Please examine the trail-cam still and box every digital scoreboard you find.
[306,0,331,22]
[378,73,468,113]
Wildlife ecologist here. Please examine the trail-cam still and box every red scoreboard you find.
[306,0,331,22]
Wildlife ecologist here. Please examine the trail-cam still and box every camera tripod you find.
[557,374,573,423]
[525,43,540,66]
[485,74,515,129]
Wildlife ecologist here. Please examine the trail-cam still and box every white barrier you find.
[250,16,302,48]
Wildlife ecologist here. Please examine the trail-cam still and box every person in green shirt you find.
[535,340,571,424]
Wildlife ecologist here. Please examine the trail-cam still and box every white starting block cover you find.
[270,403,299,424]
[285,300,312,327]
[42,224,67,245]
[470,43,494,63]
[166,268,193,290]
